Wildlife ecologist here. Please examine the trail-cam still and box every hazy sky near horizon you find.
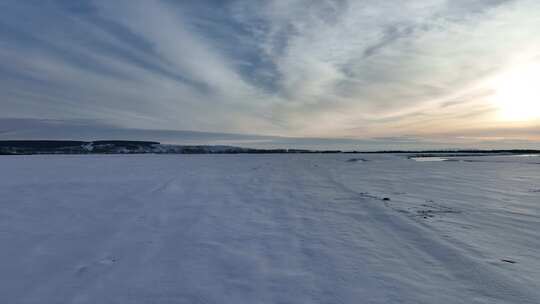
[1,0,540,145]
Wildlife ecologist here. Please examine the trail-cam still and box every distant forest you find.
[1,140,539,155]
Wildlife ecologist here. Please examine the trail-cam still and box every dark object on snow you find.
[347,158,368,162]
[383,197,391,201]
[501,259,517,264]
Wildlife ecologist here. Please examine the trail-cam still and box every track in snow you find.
[1,154,539,303]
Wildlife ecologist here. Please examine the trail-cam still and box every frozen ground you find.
[1,154,539,303]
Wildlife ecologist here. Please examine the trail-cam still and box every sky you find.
[1,0,540,149]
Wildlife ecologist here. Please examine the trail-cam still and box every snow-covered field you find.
[1,154,539,303]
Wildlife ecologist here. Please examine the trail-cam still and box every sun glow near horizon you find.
[491,63,540,122]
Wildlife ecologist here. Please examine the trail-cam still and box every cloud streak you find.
[1,0,539,146]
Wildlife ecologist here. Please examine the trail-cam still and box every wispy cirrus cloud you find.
[1,0,539,145]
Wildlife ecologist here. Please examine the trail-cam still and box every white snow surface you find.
[1,154,539,303]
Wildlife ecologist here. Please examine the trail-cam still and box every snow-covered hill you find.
[0,140,288,154]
